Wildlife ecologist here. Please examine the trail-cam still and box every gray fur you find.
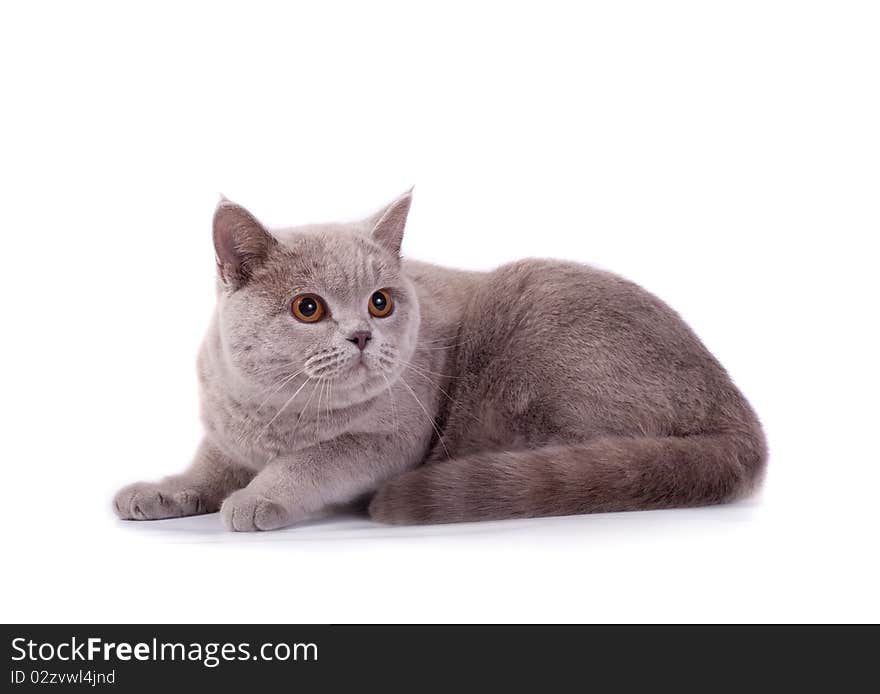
[114,190,766,529]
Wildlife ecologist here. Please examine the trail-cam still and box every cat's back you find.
[470,257,696,349]
[442,257,741,447]
[407,255,714,369]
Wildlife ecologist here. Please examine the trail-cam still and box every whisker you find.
[380,371,399,440]
[398,360,466,380]
[416,334,478,348]
[289,377,321,442]
[401,363,457,402]
[261,376,313,436]
[315,378,328,445]
[305,349,347,370]
[325,380,334,440]
[398,374,450,460]
[416,332,474,343]
[415,344,461,352]
[251,362,306,379]
[255,368,306,411]
[400,363,482,427]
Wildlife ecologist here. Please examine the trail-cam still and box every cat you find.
[113,189,767,530]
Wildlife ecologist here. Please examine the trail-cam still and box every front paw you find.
[220,489,291,532]
[113,482,209,520]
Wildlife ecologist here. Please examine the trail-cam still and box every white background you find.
[1,1,878,623]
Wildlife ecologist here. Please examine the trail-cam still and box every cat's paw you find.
[113,482,209,520]
[220,489,291,532]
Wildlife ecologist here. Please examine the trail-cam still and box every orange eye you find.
[291,294,326,323]
[368,289,393,318]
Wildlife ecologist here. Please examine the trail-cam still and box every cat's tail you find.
[368,431,767,524]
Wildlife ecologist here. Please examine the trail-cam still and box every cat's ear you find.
[213,197,276,289]
[369,188,413,258]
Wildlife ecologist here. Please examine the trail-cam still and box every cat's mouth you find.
[309,356,376,380]
[301,345,399,393]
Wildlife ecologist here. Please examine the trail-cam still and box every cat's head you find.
[211,190,420,408]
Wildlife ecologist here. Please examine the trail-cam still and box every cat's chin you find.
[321,365,399,408]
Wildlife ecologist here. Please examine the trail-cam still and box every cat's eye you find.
[368,289,393,318]
[291,294,326,323]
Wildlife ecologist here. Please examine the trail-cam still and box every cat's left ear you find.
[369,188,413,258]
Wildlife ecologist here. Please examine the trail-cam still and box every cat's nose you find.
[347,330,372,351]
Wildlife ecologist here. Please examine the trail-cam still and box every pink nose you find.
[348,330,372,351]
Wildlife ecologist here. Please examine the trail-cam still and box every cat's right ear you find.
[368,188,413,259]
[212,198,276,289]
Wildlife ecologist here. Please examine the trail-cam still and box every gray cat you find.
[113,190,767,530]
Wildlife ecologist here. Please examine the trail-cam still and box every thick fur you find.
[370,435,764,524]
[114,191,766,530]
[370,258,766,523]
